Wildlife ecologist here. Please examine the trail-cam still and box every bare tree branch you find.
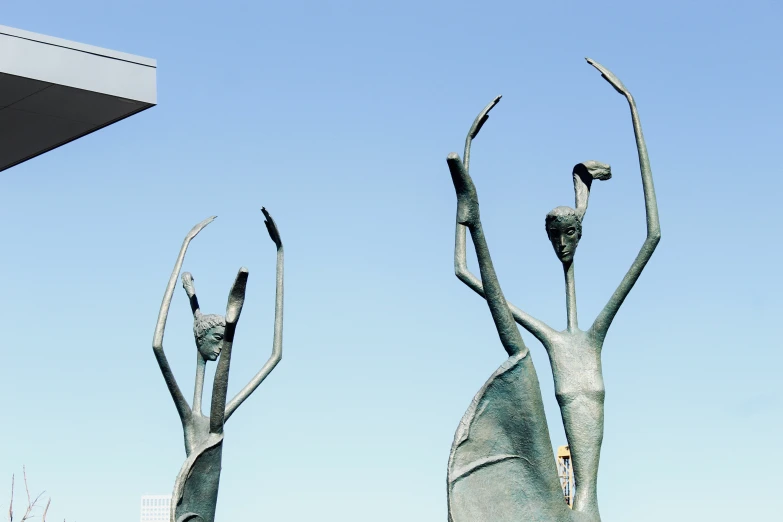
[9,474,14,522]
[41,499,50,522]
[22,468,30,514]
[6,469,55,522]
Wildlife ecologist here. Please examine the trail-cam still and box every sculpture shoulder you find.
[546,329,601,353]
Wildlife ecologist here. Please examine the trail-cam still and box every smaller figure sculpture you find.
[446,59,660,521]
[151,208,284,522]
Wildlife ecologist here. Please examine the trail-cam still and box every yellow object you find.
[557,445,575,508]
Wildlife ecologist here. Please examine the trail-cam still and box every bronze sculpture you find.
[446,59,660,521]
[152,209,284,522]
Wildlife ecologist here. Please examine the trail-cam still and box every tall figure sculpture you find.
[152,208,284,522]
[445,59,660,522]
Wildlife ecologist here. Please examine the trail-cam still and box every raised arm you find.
[210,267,249,435]
[181,272,210,415]
[448,152,527,358]
[152,216,216,423]
[225,208,284,422]
[586,58,661,343]
[453,97,555,344]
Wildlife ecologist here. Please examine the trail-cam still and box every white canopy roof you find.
[0,25,156,172]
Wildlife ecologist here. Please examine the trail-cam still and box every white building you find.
[140,495,171,522]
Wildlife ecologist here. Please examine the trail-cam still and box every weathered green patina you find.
[446,59,660,521]
[152,209,284,522]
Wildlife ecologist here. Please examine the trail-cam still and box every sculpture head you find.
[193,313,226,361]
[545,207,582,264]
[545,161,611,265]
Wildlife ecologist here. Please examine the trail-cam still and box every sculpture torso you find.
[183,412,212,457]
[544,328,605,517]
[546,329,604,402]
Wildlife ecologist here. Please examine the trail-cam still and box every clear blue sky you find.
[1,1,780,521]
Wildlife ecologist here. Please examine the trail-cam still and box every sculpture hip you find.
[171,433,224,522]
[448,351,594,522]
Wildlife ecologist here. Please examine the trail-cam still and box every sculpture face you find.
[547,215,581,264]
[197,326,225,361]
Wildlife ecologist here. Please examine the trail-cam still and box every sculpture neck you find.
[193,355,207,415]
[564,261,578,332]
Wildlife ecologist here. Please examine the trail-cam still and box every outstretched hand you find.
[468,95,502,141]
[182,272,196,298]
[261,207,283,250]
[447,153,480,228]
[586,58,630,98]
[186,216,217,241]
[225,268,249,325]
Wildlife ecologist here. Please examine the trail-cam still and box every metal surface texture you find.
[152,209,284,522]
[445,59,660,521]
